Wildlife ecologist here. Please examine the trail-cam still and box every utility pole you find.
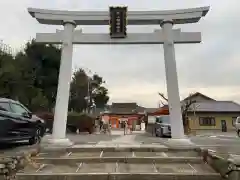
[84,68,93,114]
[87,76,92,114]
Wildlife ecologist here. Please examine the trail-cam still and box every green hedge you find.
[36,112,95,133]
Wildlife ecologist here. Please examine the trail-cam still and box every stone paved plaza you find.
[40,130,240,155]
[1,130,240,157]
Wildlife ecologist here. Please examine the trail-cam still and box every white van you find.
[235,116,240,137]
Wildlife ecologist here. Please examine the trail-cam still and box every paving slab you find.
[140,144,167,149]
[134,151,199,158]
[191,163,217,173]
[71,144,96,148]
[102,152,132,158]
[118,163,155,173]
[134,152,166,157]
[39,145,69,153]
[39,164,78,173]
[95,144,118,148]
[166,151,199,157]
[155,163,194,173]
[36,151,68,158]
[78,162,116,173]
[69,152,101,158]
[120,144,141,149]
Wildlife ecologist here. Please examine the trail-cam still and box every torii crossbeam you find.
[36,29,201,44]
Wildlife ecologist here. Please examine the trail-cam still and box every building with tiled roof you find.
[184,92,240,132]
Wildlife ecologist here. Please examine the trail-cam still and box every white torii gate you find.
[28,6,209,146]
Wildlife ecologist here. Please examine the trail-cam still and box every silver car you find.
[155,115,171,137]
[236,116,240,137]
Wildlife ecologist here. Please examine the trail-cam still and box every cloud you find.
[0,0,239,106]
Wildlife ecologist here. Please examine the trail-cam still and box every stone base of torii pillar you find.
[166,138,195,147]
[46,137,73,147]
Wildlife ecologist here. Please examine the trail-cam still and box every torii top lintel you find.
[28,6,209,25]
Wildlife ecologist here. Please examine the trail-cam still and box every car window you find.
[10,103,28,115]
[237,117,240,123]
[0,102,11,112]
[159,116,170,124]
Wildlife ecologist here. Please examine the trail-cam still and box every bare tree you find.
[158,93,168,107]
[158,92,196,134]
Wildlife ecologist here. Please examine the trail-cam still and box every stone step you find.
[15,144,222,180]
[33,150,202,164]
[33,156,203,164]
[38,149,200,157]
[40,143,170,152]
[40,143,201,154]
[17,162,220,180]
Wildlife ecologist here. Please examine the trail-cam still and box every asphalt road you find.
[132,132,240,155]
[190,135,240,155]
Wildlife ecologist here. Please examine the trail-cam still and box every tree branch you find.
[158,92,168,102]
[159,100,166,106]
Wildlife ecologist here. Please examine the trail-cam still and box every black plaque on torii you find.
[109,6,127,38]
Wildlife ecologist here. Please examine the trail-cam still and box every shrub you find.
[67,113,95,133]
[36,112,95,133]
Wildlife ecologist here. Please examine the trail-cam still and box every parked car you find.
[235,116,240,137]
[0,98,46,144]
[154,115,171,137]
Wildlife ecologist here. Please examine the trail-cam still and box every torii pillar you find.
[161,20,185,139]
[50,21,76,146]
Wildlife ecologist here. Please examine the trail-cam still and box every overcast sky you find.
[0,0,240,107]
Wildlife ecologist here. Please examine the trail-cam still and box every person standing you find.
[108,122,112,135]
[103,121,108,134]
[123,120,127,135]
[99,119,103,132]
[128,120,132,134]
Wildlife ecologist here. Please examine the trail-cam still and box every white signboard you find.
[148,116,156,124]
[140,123,145,131]
[119,118,128,122]
[102,115,109,123]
